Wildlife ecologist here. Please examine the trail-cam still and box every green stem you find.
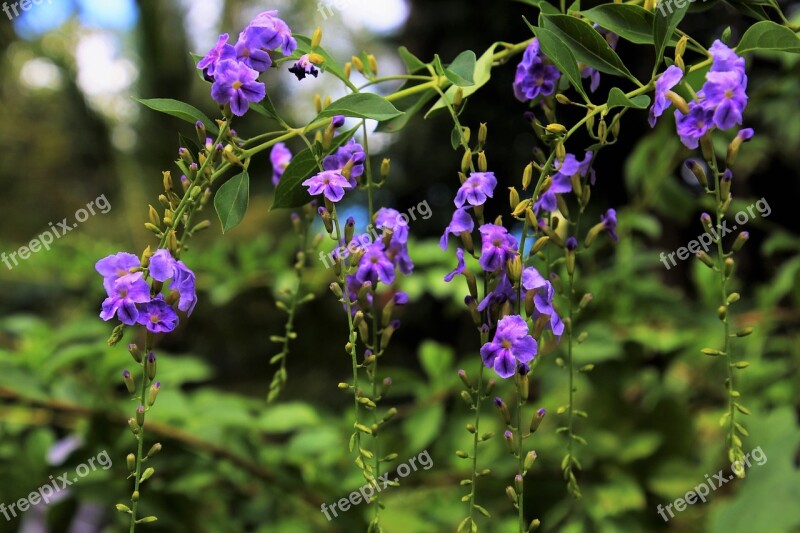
[129,332,154,532]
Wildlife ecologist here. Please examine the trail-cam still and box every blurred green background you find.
[0,0,799,531]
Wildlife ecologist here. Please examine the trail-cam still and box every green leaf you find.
[214,171,249,233]
[541,14,639,84]
[528,21,590,103]
[426,42,501,116]
[606,87,651,110]
[653,0,691,70]
[445,50,477,87]
[271,127,358,209]
[398,46,428,73]
[736,20,800,54]
[293,35,357,92]
[313,93,404,122]
[249,93,281,122]
[580,4,655,45]
[137,98,219,134]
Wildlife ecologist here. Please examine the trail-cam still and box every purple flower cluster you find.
[303,138,366,202]
[534,152,593,213]
[649,65,683,128]
[674,41,750,149]
[197,11,297,116]
[513,39,561,102]
[96,249,197,333]
[342,209,414,312]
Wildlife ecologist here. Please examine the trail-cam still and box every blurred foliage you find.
[0,0,799,532]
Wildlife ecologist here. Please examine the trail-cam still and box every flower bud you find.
[697,251,715,268]
[380,158,391,179]
[732,231,749,252]
[146,443,162,459]
[311,27,323,48]
[514,474,524,494]
[148,382,161,406]
[545,123,567,135]
[522,162,533,190]
[477,152,488,172]
[145,352,157,381]
[555,94,571,105]
[478,123,488,146]
[685,160,708,188]
[344,62,352,79]
[136,405,145,427]
[720,170,732,201]
[484,378,496,397]
[140,467,155,483]
[127,453,136,472]
[700,213,714,236]
[458,369,472,389]
[494,397,510,425]
[530,407,546,433]
[122,369,136,395]
[727,128,754,167]
[578,293,593,310]
[724,257,735,278]
[524,450,538,470]
[351,55,365,74]
[452,88,464,108]
[503,430,516,454]
[505,486,518,504]
[367,54,378,75]
[507,255,523,284]
[508,187,521,211]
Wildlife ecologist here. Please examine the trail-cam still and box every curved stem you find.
[128,332,154,532]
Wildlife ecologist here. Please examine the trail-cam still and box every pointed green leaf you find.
[580,4,655,44]
[736,20,800,54]
[214,171,249,233]
[541,14,640,84]
[375,88,437,132]
[137,98,219,134]
[607,87,651,110]
[426,42,501,116]
[445,50,477,87]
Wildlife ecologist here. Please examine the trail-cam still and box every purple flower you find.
[601,209,618,242]
[234,29,274,72]
[480,315,538,379]
[394,292,409,305]
[477,273,516,312]
[444,248,466,282]
[440,208,474,250]
[100,273,151,326]
[244,10,297,57]
[355,242,395,285]
[170,260,197,315]
[332,115,346,128]
[148,249,175,282]
[522,267,564,337]
[289,54,320,80]
[709,40,745,78]
[513,39,561,102]
[479,224,519,273]
[675,102,714,149]
[96,252,140,293]
[703,71,748,130]
[454,172,497,208]
[534,153,592,213]
[197,33,236,79]
[270,143,292,185]
[210,59,265,116]
[323,139,366,186]
[302,170,353,202]
[649,65,683,127]
[375,208,409,245]
[565,236,578,251]
[387,242,414,275]
[137,297,179,334]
